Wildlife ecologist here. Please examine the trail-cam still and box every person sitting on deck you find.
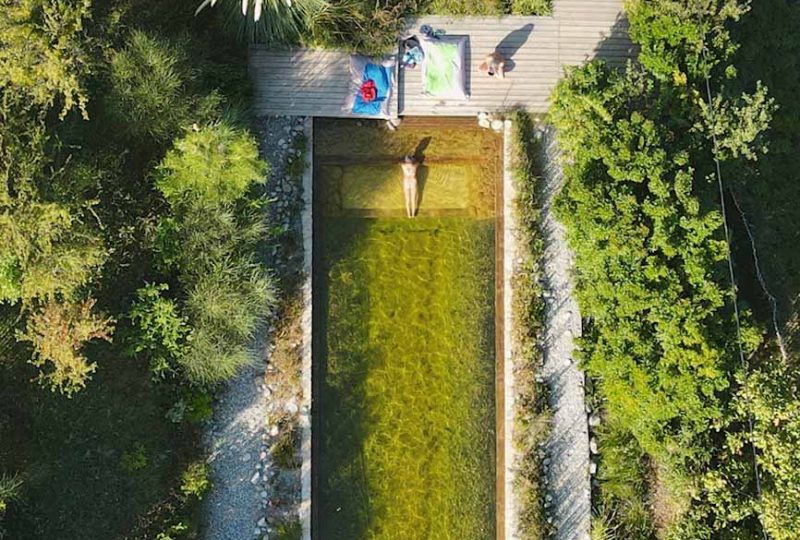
[479,51,507,79]
[400,155,419,218]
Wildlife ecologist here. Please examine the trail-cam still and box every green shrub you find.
[306,0,419,55]
[120,443,148,472]
[272,428,299,469]
[180,461,211,499]
[275,519,302,540]
[153,124,277,384]
[181,329,254,384]
[157,123,268,207]
[426,0,503,15]
[177,229,275,383]
[128,283,190,380]
[185,262,274,342]
[185,386,214,423]
[509,0,551,15]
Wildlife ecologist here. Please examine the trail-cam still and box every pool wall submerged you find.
[300,116,313,540]
[306,117,515,540]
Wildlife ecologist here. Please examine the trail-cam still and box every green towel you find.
[424,41,460,96]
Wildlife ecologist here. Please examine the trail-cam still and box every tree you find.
[0,0,94,119]
[0,99,107,305]
[0,198,107,304]
[157,123,267,207]
[731,356,800,540]
[626,0,750,81]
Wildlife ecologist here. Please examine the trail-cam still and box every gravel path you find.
[538,127,592,540]
[203,116,306,540]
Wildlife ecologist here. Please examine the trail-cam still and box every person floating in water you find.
[400,155,419,218]
[479,51,507,79]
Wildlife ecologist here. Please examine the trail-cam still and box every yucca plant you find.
[0,473,23,514]
[196,0,327,44]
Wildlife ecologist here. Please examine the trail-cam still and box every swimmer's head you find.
[401,155,418,175]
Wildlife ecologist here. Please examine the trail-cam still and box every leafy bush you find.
[733,355,800,539]
[180,461,211,499]
[275,519,302,540]
[626,0,748,82]
[509,0,551,16]
[120,443,149,473]
[128,283,190,379]
[184,387,214,423]
[155,522,190,540]
[272,428,299,469]
[18,298,114,396]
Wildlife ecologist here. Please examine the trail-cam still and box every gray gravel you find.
[538,126,592,540]
[203,115,306,540]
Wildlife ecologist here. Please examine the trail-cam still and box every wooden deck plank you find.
[249,0,633,117]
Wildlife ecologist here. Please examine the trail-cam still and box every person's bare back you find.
[400,156,419,218]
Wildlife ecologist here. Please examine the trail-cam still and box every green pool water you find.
[313,119,499,539]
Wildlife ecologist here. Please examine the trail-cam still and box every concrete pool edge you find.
[502,119,519,540]
[300,116,313,540]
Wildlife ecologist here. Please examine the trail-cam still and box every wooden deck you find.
[250,0,633,117]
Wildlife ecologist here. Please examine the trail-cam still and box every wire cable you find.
[698,41,768,540]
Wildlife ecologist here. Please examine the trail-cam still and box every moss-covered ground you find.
[314,119,499,539]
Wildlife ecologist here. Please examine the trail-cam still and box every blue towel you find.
[352,63,392,116]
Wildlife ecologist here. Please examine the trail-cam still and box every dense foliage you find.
[0,0,275,538]
[550,0,785,537]
[198,0,553,53]
[725,1,800,535]
[149,123,276,384]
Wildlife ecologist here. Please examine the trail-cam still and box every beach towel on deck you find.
[345,55,395,118]
[419,36,469,100]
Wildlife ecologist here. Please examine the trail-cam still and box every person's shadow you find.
[494,23,534,73]
[413,137,431,213]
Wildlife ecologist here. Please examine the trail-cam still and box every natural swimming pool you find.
[313,118,500,539]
